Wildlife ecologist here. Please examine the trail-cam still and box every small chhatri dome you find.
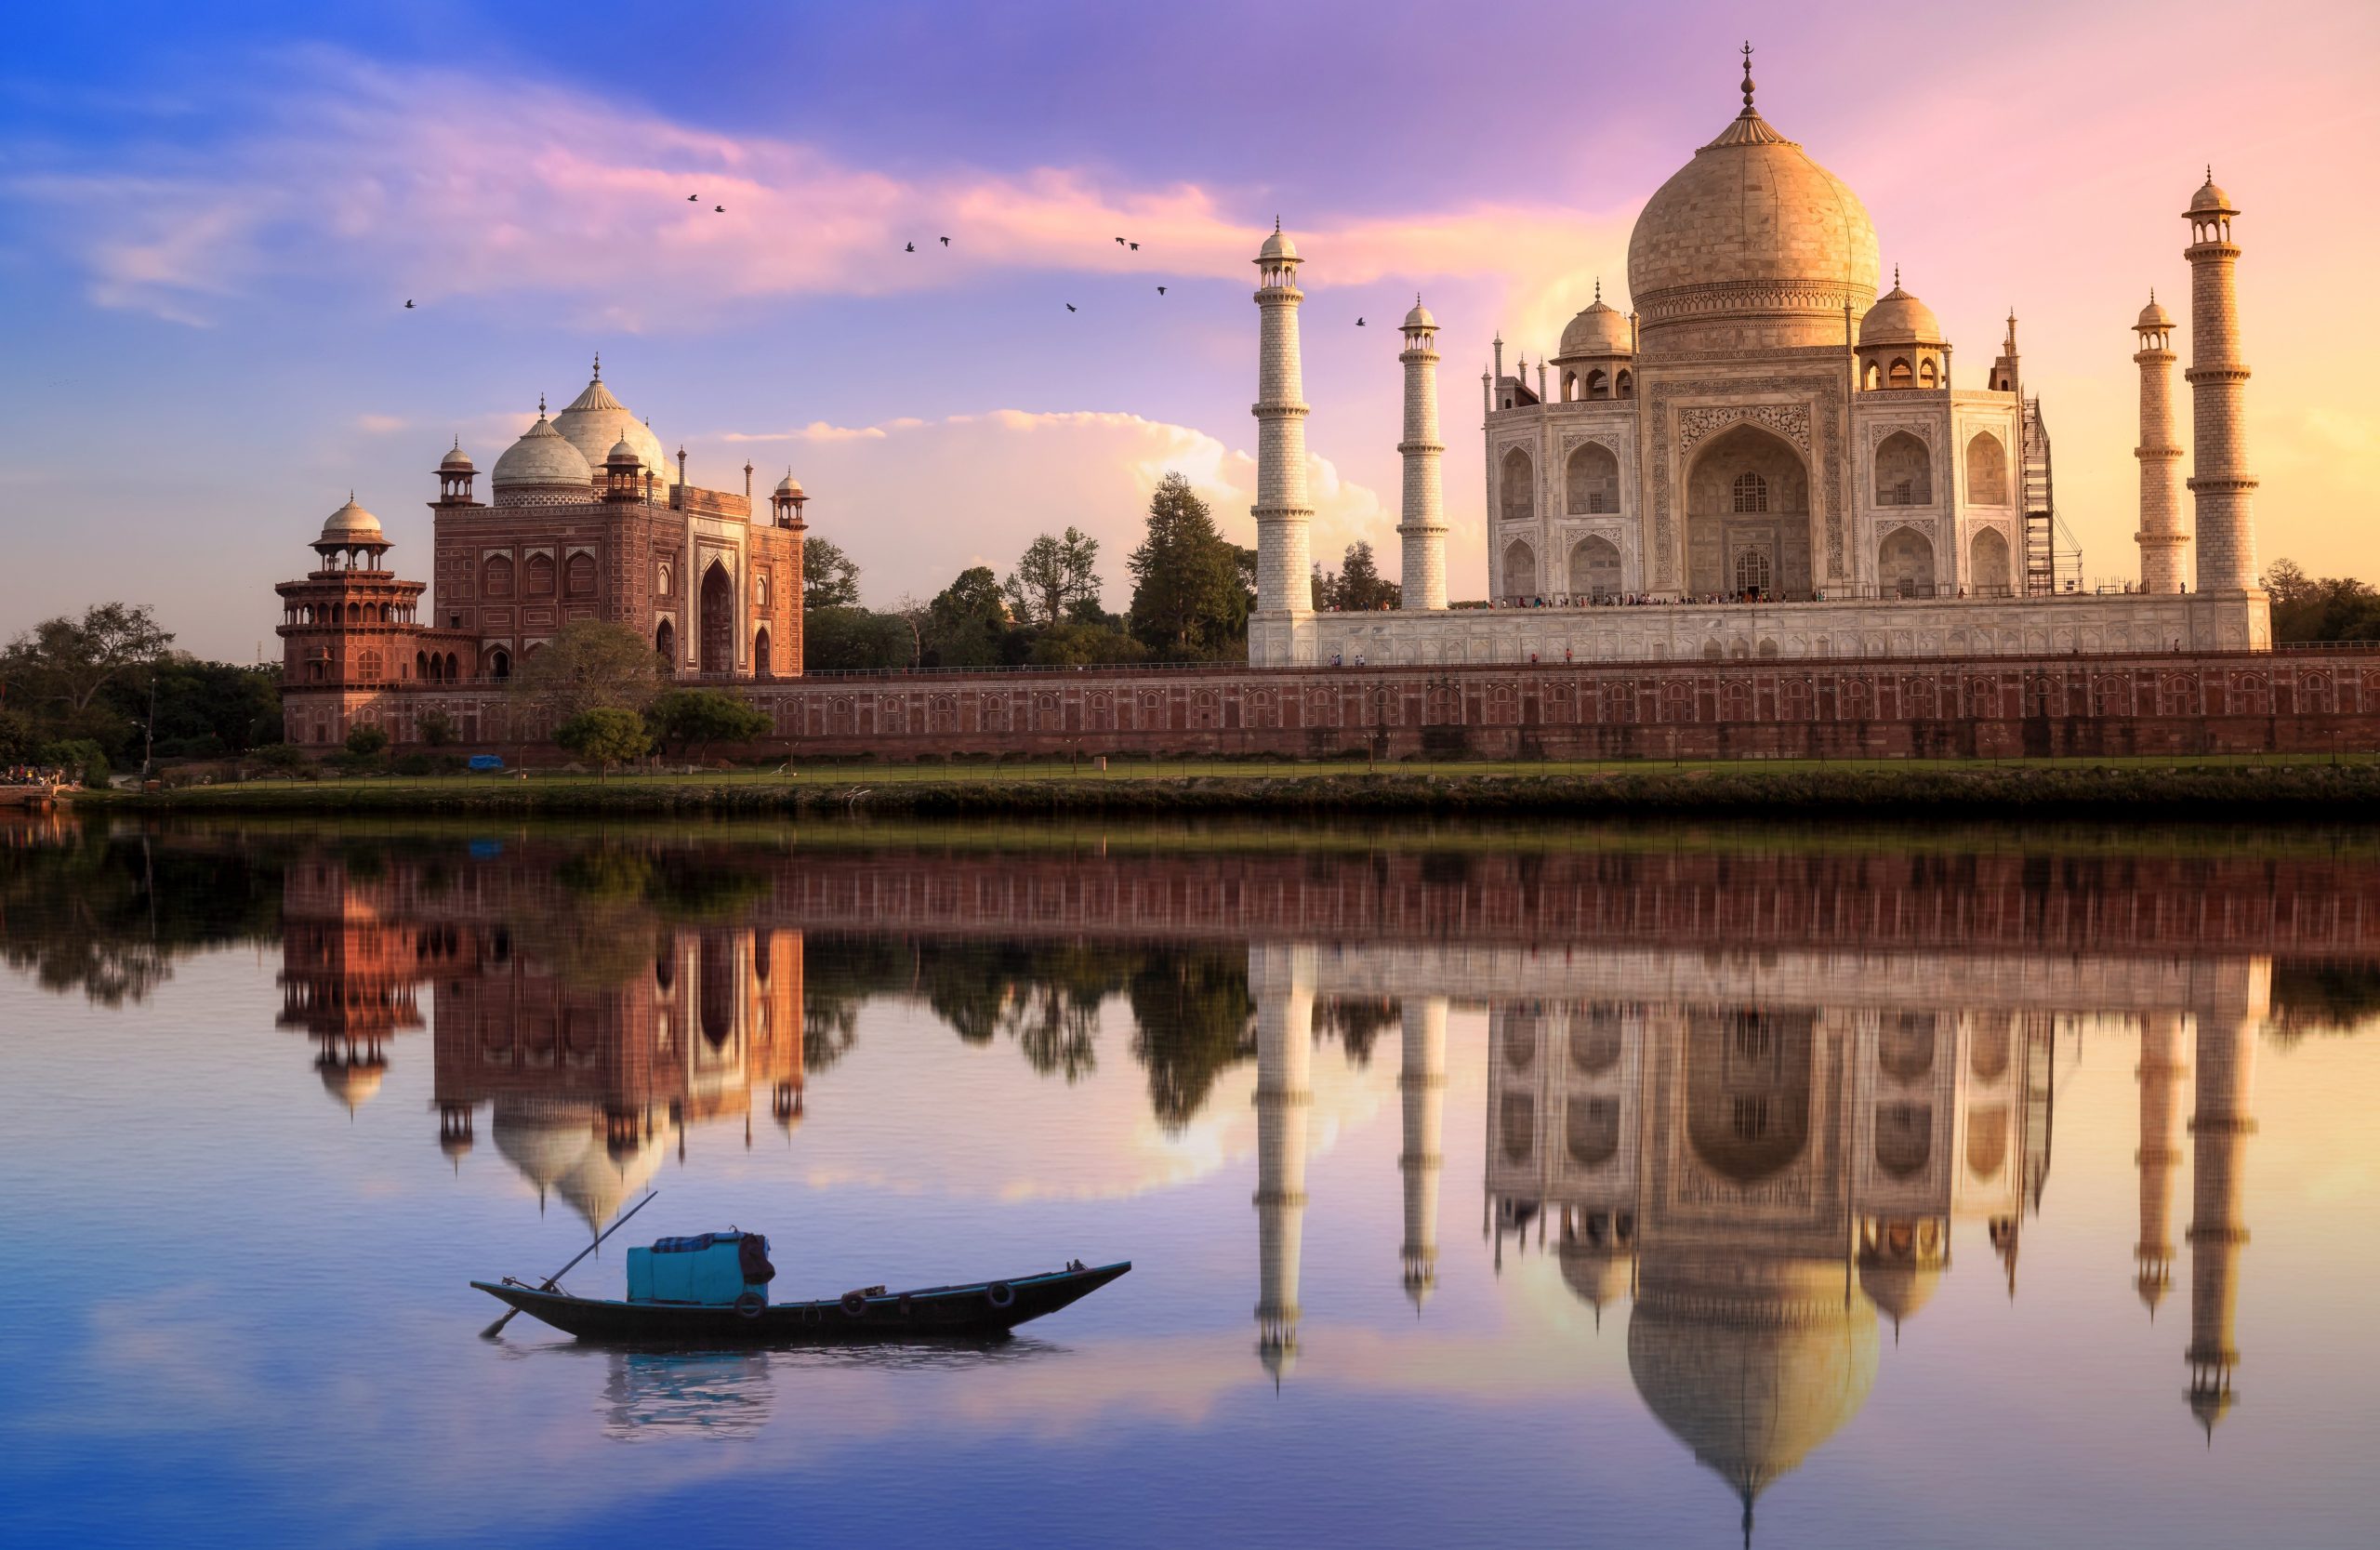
[774,469,804,497]
[2137,290,2175,330]
[1258,218,1298,262]
[605,433,641,467]
[492,408,595,488]
[1403,295,1436,330]
[439,438,473,471]
[2190,167,2235,213]
[1858,272,1944,346]
[1558,282,1633,358]
[319,494,383,541]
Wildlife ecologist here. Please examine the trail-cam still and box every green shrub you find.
[37,738,110,786]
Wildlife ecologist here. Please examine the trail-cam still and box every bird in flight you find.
[1156,286,1166,296]
[939,236,950,246]
[1114,236,1126,247]
[714,205,724,213]
[1065,303,1077,312]
[905,242,915,253]
[686,193,698,202]
[404,299,415,309]
[1129,242,1140,251]
[1355,317,1366,326]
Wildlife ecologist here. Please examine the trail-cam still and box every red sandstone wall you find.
[281,648,2380,761]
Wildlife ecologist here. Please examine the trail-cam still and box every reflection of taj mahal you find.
[1245,942,2268,1537]
[1250,49,2271,668]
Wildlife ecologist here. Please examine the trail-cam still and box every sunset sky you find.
[5,0,2377,660]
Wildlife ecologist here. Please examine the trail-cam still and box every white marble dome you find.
[551,363,672,486]
[491,412,594,493]
[318,495,384,542]
[1557,296,1632,358]
[2137,293,2175,330]
[1626,85,1880,351]
[1858,279,1943,347]
[1258,224,1298,262]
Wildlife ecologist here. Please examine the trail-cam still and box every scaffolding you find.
[2021,397,2082,593]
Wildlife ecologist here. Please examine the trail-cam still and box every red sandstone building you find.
[277,361,806,747]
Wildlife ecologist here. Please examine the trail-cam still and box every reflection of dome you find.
[2188,1386,2236,1437]
[491,412,593,491]
[440,1129,474,1162]
[317,1051,387,1110]
[552,362,671,484]
[1629,1257,1879,1537]
[557,1121,666,1231]
[1558,1239,1634,1315]
[319,496,383,542]
[491,1106,597,1207]
[1627,66,1880,351]
[1858,1257,1943,1329]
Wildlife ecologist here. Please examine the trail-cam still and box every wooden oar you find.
[480,1190,660,1339]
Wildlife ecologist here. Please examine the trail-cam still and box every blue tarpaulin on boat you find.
[650,1232,743,1253]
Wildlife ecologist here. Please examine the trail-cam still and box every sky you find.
[3,0,2377,662]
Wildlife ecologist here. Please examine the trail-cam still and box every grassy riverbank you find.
[81,751,2380,819]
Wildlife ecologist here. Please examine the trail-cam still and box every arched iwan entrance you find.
[1569,536,1621,599]
[654,618,676,666]
[1878,525,1936,598]
[699,561,734,675]
[1685,423,1812,597]
[1969,527,2011,593]
[1684,1008,1815,1186]
[1502,539,1537,600]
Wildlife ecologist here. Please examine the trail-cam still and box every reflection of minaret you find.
[1398,997,1448,1310]
[1251,944,1315,1383]
[2134,1012,2188,1317]
[2186,965,2264,1437]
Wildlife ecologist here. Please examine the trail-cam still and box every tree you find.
[1,603,173,746]
[1005,527,1103,627]
[1026,621,1147,666]
[924,566,1013,667]
[343,724,390,759]
[803,537,863,611]
[803,606,913,670]
[417,709,456,747]
[1127,472,1253,660]
[510,620,660,725]
[555,707,651,777]
[2263,557,2380,643]
[649,688,771,762]
[1335,540,1400,612]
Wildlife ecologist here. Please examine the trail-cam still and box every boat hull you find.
[471,1262,1130,1345]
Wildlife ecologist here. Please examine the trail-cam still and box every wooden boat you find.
[470,1260,1130,1345]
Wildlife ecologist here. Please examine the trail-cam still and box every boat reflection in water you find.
[600,1350,774,1440]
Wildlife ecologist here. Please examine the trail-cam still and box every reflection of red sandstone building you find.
[275,362,807,747]
[439,926,805,1228]
[271,851,803,1220]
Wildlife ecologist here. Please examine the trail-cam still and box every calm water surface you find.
[3,815,2376,1549]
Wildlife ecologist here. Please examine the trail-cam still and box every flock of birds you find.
[402,199,1375,327]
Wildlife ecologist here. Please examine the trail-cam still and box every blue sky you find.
[4,1,2376,659]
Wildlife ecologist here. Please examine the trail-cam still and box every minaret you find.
[2134,293,2188,592]
[2186,961,2265,1437]
[1396,299,1448,611]
[2134,1011,2188,1316]
[1398,997,1448,1308]
[1251,222,1314,647]
[1251,944,1315,1384]
[2184,171,2258,594]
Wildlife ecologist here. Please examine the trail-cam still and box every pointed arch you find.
[1966,431,2010,504]
[1566,442,1620,514]
[1501,538,1538,600]
[1874,431,1932,507]
[1499,446,1534,524]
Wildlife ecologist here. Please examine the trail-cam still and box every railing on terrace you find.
[1485,584,2032,608]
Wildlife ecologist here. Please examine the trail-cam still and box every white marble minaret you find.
[2185,173,2258,595]
[2186,960,2264,1437]
[1396,299,1448,611]
[2133,294,2188,593]
[1250,222,1314,663]
[1398,997,1448,1308]
[1251,944,1315,1383]
[2134,1011,2188,1317]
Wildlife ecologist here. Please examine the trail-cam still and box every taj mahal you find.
[1250,48,2270,668]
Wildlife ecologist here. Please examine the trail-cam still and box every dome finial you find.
[1740,41,1755,111]
[1274,214,1281,233]
[1894,264,1900,287]
[1594,276,1602,303]
[537,393,547,417]
[591,351,602,381]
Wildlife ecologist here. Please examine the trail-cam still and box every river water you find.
[2,815,2375,1549]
